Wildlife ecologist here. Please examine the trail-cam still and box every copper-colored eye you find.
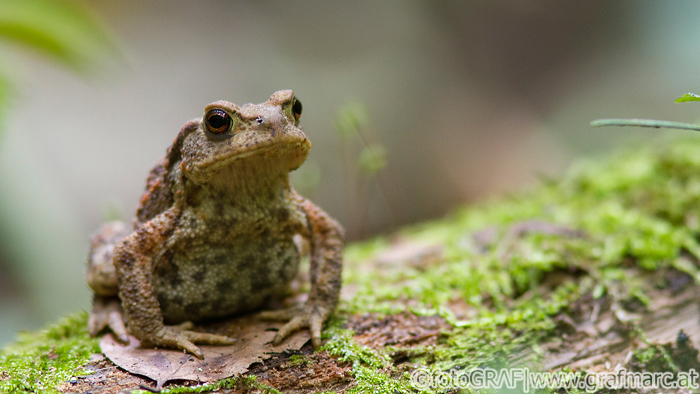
[292,97,302,120]
[205,109,231,134]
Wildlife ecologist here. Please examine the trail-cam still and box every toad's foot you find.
[88,296,129,343]
[260,304,330,348]
[142,322,236,359]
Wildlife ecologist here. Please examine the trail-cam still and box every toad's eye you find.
[205,109,231,134]
[292,97,302,121]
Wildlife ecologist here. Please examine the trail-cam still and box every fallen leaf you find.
[101,314,309,388]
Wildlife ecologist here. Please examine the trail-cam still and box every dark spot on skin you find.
[162,263,181,288]
[210,296,225,313]
[157,296,169,312]
[281,254,299,282]
[249,268,272,290]
[185,302,207,317]
[275,208,290,222]
[155,249,176,272]
[216,280,230,292]
[192,267,206,282]
[270,127,276,137]
[186,187,201,207]
[256,240,268,256]
[213,253,228,266]
[256,116,264,124]
[259,228,270,239]
[330,276,341,289]
[213,188,227,201]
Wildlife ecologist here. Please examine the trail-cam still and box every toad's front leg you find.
[261,194,344,348]
[114,209,234,358]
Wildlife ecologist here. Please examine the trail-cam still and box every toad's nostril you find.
[256,116,264,124]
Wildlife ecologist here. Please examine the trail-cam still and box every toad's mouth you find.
[187,140,310,184]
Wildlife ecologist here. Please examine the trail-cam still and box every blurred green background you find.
[1,0,700,346]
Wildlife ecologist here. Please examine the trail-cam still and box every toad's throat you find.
[204,155,292,200]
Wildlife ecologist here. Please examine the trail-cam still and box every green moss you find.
[146,375,281,394]
[347,365,413,394]
[321,322,419,393]
[338,136,700,385]
[353,137,700,303]
[287,354,310,366]
[0,311,98,394]
[6,137,700,392]
[322,324,390,370]
[635,347,660,365]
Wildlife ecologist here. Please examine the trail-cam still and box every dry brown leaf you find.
[101,314,309,388]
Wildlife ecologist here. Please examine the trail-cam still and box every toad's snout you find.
[245,111,288,138]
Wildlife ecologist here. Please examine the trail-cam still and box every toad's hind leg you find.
[86,221,131,342]
[88,295,128,342]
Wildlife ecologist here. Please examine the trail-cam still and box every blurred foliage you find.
[0,0,116,141]
[0,0,115,71]
[334,99,371,141]
[100,198,124,222]
[0,73,9,141]
[290,157,321,197]
[334,99,389,176]
[358,143,387,176]
[675,92,700,103]
[334,99,391,237]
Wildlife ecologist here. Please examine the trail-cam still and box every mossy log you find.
[4,137,700,393]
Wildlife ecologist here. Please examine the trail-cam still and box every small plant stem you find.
[591,118,700,132]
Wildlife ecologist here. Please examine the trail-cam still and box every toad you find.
[86,90,344,358]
